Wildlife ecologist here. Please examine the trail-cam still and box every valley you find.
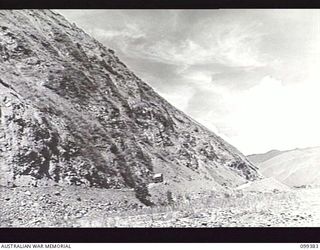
[1,10,320,229]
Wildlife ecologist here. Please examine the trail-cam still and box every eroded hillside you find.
[0,10,259,202]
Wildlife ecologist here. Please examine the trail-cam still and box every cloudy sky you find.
[57,10,320,155]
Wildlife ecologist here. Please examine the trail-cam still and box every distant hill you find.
[247,150,285,165]
[250,147,320,187]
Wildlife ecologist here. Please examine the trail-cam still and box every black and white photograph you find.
[1,7,320,232]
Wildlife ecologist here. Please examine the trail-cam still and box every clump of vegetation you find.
[134,183,154,206]
[166,190,174,205]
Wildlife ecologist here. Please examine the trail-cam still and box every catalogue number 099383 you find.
[300,244,319,248]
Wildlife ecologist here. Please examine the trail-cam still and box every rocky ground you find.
[0,186,143,227]
[2,186,320,227]
[100,188,318,227]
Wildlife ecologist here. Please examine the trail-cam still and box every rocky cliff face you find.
[0,10,259,199]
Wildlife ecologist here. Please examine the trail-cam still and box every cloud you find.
[90,26,145,40]
[213,76,320,154]
[159,85,195,112]
[123,23,267,69]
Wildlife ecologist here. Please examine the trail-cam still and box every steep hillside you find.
[0,10,259,201]
[258,147,320,187]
